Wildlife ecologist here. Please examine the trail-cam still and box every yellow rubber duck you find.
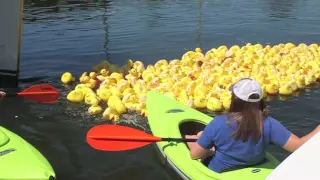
[107,95,122,107]
[100,68,109,76]
[67,89,84,102]
[122,88,135,97]
[155,59,169,69]
[88,105,103,115]
[113,101,127,114]
[96,75,106,82]
[194,83,211,97]
[85,82,96,89]
[122,93,138,104]
[154,83,170,94]
[193,96,208,109]
[109,86,123,99]
[103,107,120,121]
[124,103,139,111]
[142,71,155,83]
[75,84,94,95]
[89,72,98,79]
[61,72,75,84]
[305,73,317,86]
[110,72,123,82]
[186,81,197,96]
[80,75,90,84]
[170,65,181,76]
[178,90,189,105]
[146,64,156,73]
[133,61,145,72]
[295,75,306,89]
[84,93,100,106]
[279,83,293,96]
[127,68,140,79]
[186,96,195,108]
[100,77,117,88]
[147,77,161,90]
[222,97,231,109]
[85,79,98,89]
[97,88,112,101]
[117,79,130,93]
[136,102,145,111]
[133,81,147,94]
[169,59,180,66]
[207,97,223,111]
[266,83,279,95]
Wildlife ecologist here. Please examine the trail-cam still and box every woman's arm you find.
[270,117,320,152]
[186,133,215,160]
[283,125,320,152]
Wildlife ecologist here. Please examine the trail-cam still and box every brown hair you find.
[227,92,268,143]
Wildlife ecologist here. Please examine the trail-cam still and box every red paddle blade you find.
[86,125,161,152]
[17,84,59,103]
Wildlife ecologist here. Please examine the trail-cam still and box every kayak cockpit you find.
[179,120,205,137]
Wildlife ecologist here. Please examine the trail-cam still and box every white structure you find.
[266,132,320,180]
[0,0,24,88]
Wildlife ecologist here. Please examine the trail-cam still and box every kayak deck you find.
[0,126,56,180]
[147,91,279,180]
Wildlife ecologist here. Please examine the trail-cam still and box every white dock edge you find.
[0,0,24,88]
[266,132,320,180]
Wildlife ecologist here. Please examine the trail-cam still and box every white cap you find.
[230,78,262,102]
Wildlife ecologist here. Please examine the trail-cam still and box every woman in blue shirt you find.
[186,78,320,173]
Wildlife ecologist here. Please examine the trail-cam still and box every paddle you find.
[86,124,198,151]
[6,84,59,103]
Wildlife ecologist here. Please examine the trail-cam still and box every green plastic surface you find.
[146,91,279,180]
[0,126,56,180]
[0,128,9,147]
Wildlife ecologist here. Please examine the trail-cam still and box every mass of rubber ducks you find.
[61,43,320,120]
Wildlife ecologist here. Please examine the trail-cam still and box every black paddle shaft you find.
[161,138,198,142]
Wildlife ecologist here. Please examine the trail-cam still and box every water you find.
[1,0,320,179]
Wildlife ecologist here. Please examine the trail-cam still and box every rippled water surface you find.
[1,0,320,179]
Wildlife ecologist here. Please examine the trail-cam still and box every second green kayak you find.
[146,91,279,180]
[0,126,56,180]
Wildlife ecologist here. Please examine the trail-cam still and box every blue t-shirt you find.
[197,115,291,173]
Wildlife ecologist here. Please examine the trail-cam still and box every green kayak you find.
[146,91,279,180]
[0,126,56,180]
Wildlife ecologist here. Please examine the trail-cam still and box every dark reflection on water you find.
[1,0,320,179]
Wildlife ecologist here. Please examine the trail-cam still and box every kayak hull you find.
[146,91,279,180]
[0,126,56,180]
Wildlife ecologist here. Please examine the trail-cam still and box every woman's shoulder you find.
[210,114,229,126]
[263,116,278,123]
[213,114,228,121]
[263,116,283,129]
